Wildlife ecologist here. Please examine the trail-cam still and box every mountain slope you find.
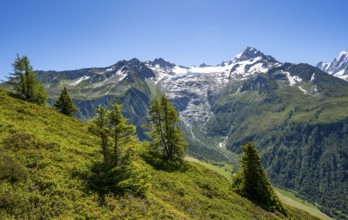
[0,89,317,219]
[27,47,348,218]
[36,58,155,139]
[187,157,332,220]
[317,51,348,81]
[146,47,280,162]
[205,63,348,219]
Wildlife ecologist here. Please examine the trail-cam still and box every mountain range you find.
[33,47,348,219]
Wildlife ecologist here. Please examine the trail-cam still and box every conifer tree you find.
[88,101,150,196]
[232,143,286,215]
[53,87,77,117]
[108,99,136,166]
[147,94,188,164]
[88,106,110,163]
[89,101,137,165]
[8,55,47,105]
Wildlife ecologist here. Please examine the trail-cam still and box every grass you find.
[186,156,332,220]
[186,156,233,180]
[274,189,332,220]
[0,89,319,219]
[0,88,320,219]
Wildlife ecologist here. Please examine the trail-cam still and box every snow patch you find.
[313,85,318,92]
[234,52,242,59]
[334,69,346,76]
[338,51,348,58]
[310,73,315,82]
[283,71,302,86]
[92,67,128,88]
[115,68,128,82]
[317,62,330,72]
[298,86,308,94]
[70,76,90,86]
[218,136,228,148]
[172,66,189,74]
[248,62,268,73]
[335,74,348,81]
[106,66,116,72]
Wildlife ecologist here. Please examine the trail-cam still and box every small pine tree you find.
[108,99,136,166]
[88,106,110,163]
[147,94,188,167]
[88,101,150,196]
[53,87,77,117]
[232,143,286,215]
[8,55,47,105]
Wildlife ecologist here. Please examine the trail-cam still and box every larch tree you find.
[88,105,110,163]
[232,143,286,215]
[108,99,136,166]
[53,87,77,117]
[147,94,188,165]
[88,101,150,197]
[9,55,47,105]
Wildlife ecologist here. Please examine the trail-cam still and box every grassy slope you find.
[274,189,331,220]
[0,89,317,219]
[186,156,332,220]
[204,73,348,218]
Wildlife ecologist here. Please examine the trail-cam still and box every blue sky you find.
[1,0,347,80]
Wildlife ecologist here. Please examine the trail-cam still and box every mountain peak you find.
[316,61,330,72]
[333,51,348,62]
[338,51,348,57]
[149,58,176,69]
[234,47,277,63]
[317,50,348,81]
[235,47,264,60]
[199,63,211,68]
[129,58,142,64]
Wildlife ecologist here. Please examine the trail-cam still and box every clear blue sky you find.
[1,0,348,80]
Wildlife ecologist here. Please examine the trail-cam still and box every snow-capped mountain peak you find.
[234,47,263,61]
[148,58,176,69]
[317,62,330,72]
[146,47,281,87]
[317,51,348,81]
[233,47,277,63]
[143,47,282,135]
[338,51,348,58]
[333,51,348,66]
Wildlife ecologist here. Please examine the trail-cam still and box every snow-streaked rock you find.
[145,47,281,132]
[283,71,303,86]
[70,76,91,86]
[317,51,348,81]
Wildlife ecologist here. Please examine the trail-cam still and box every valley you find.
[0,88,318,219]
[2,47,348,219]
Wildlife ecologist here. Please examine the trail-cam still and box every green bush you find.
[0,155,28,182]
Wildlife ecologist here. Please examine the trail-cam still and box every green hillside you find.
[0,88,317,219]
[186,156,332,220]
[204,64,348,218]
